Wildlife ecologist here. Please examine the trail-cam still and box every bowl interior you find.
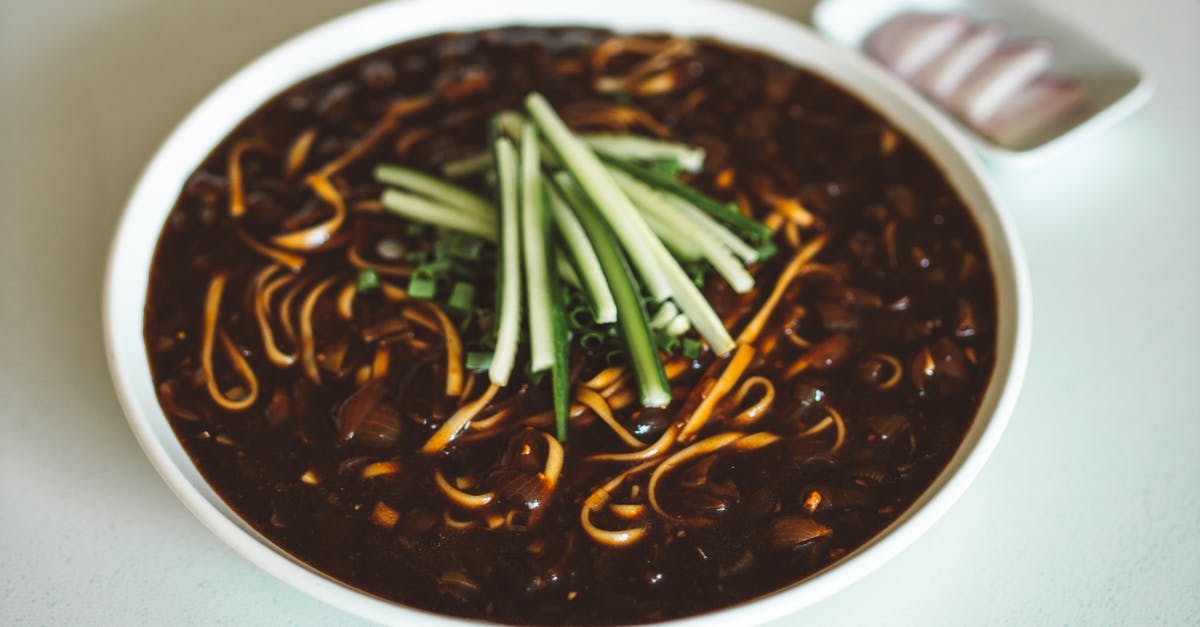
[104,1,1030,625]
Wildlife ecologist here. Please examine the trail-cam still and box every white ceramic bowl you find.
[103,0,1032,625]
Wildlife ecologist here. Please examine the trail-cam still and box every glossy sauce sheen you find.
[145,28,996,625]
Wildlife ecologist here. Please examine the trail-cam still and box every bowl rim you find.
[103,0,1032,625]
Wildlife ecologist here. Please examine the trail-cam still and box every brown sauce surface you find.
[144,27,996,625]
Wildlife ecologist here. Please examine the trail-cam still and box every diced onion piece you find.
[866,12,972,78]
[950,39,1053,124]
[915,22,1006,101]
[978,75,1089,148]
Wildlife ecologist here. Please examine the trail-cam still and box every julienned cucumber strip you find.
[665,195,760,264]
[583,134,705,173]
[525,92,673,303]
[519,123,555,373]
[380,189,496,241]
[589,162,737,353]
[546,184,618,324]
[441,151,492,179]
[650,302,679,330]
[378,188,581,289]
[597,152,772,245]
[488,137,522,387]
[551,173,670,408]
[639,207,706,261]
[544,182,572,442]
[647,236,737,356]
[374,164,493,220]
[441,133,706,179]
[609,167,754,293]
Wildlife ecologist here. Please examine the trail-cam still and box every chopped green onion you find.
[465,351,493,371]
[447,281,475,316]
[654,331,681,354]
[415,259,453,279]
[403,250,430,264]
[648,158,683,178]
[526,92,673,302]
[682,260,708,288]
[488,136,523,386]
[432,237,449,260]
[552,173,670,407]
[375,164,493,220]
[650,302,680,330]
[407,272,437,300]
[568,306,595,332]
[446,233,485,261]
[356,268,380,293]
[405,223,429,238]
[580,331,605,351]
[681,338,703,360]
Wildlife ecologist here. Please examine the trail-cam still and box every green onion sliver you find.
[519,123,555,373]
[525,93,673,303]
[380,189,496,241]
[488,137,523,386]
[553,173,670,408]
[375,164,493,220]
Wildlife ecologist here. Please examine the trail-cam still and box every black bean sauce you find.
[144,27,996,625]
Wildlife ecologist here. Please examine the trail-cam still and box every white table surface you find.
[2,0,1197,624]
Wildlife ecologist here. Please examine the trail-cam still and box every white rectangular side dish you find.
[813,0,1153,166]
